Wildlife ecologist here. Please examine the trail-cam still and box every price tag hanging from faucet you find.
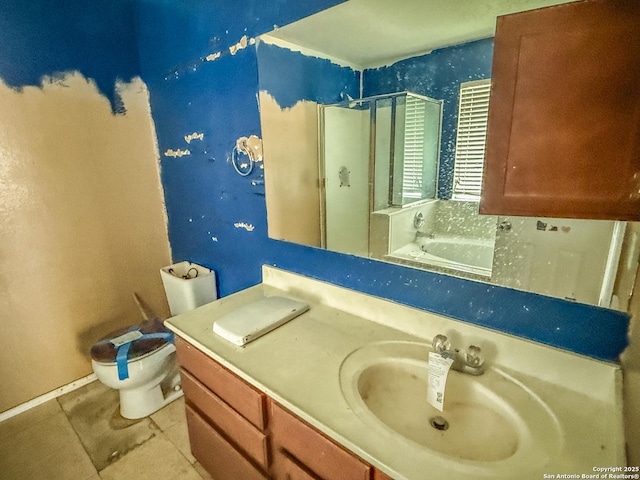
[427,352,454,412]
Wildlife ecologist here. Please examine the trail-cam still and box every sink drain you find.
[429,416,449,431]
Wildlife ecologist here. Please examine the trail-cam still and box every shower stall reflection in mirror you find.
[318,92,443,257]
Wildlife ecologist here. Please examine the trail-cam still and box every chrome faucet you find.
[432,334,485,376]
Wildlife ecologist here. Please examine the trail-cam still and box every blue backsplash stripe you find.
[264,241,629,363]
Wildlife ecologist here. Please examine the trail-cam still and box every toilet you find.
[90,318,182,419]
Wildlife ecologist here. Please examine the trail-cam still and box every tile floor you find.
[0,381,212,480]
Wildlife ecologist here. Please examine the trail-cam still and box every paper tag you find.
[427,352,454,411]
[110,330,143,348]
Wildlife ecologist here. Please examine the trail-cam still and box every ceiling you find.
[262,0,576,69]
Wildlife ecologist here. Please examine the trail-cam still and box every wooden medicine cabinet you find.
[481,0,640,221]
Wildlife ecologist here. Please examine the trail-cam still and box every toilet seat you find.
[91,318,174,379]
[91,341,174,365]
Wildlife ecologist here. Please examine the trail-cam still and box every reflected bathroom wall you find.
[492,217,617,305]
[322,103,370,255]
[373,200,497,277]
[363,38,493,200]
[366,93,443,208]
[256,31,638,311]
[257,40,360,247]
[320,91,443,255]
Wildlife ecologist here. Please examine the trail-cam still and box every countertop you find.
[165,266,625,480]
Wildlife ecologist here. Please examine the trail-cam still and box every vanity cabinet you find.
[176,337,269,479]
[269,401,370,480]
[175,337,392,480]
[480,0,640,221]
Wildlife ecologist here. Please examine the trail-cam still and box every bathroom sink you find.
[339,341,561,464]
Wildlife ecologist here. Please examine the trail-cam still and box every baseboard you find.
[0,373,97,423]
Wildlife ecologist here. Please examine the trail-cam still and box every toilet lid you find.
[90,318,171,364]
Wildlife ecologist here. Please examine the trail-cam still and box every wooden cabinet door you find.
[481,0,640,220]
[176,336,267,430]
[372,469,394,480]
[181,370,270,469]
[185,405,268,480]
[269,401,371,480]
[280,453,323,480]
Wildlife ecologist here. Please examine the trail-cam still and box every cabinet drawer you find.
[181,369,269,469]
[270,402,370,480]
[176,336,266,430]
[281,453,322,480]
[373,469,394,480]
[186,405,268,480]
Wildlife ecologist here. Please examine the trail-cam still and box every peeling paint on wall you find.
[234,222,255,231]
[168,35,255,80]
[236,134,263,162]
[229,35,255,55]
[206,52,222,62]
[204,36,256,65]
[0,0,140,114]
[164,148,191,158]
[184,132,204,143]
[140,0,630,364]
[256,41,360,110]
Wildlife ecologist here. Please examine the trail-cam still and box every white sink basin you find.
[339,341,561,465]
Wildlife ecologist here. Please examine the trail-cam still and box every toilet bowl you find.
[91,318,182,419]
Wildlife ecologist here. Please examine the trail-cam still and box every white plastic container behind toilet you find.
[160,261,217,316]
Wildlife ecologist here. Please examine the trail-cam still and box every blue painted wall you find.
[0,0,140,113]
[136,1,627,362]
[0,0,628,362]
[256,41,360,109]
[133,0,349,298]
[363,39,493,199]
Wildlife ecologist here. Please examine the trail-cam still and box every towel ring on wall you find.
[232,144,254,176]
[231,135,263,177]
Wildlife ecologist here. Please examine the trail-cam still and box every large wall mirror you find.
[257,0,640,312]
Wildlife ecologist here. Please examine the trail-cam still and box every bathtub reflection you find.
[389,235,495,277]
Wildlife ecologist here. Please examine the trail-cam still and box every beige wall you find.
[0,73,171,413]
[260,92,321,247]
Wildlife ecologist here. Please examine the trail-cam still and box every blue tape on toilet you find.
[116,342,133,380]
[108,331,175,381]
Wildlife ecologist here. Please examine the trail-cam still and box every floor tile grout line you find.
[2,382,205,480]
[56,381,160,474]
[0,409,95,479]
[149,408,199,468]
[0,402,59,443]
[56,395,101,477]
[57,386,158,475]
[169,429,199,467]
